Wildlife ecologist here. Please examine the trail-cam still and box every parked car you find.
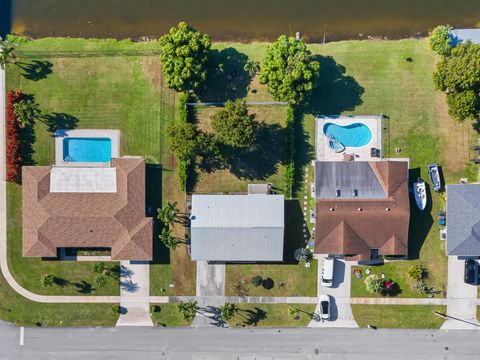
[464,259,478,285]
[321,257,335,287]
[319,294,330,320]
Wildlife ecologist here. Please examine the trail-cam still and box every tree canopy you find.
[259,35,320,105]
[433,43,480,121]
[429,25,453,56]
[211,99,257,148]
[167,122,200,162]
[13,98,40,128]
[159,22,211,92]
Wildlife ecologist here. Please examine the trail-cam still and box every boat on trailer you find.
[413,178,427,211]
[428,164,442,192]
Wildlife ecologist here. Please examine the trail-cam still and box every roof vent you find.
[352,189,358,197]
[329,208,334,211]
[335,189,341,197]
[357,208,362,212]
[385,207,390,211]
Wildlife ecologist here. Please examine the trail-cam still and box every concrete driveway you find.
[441,257,480,330]
[192,261,226,327]
[309,256,358,328]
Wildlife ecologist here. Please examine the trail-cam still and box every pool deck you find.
[315,115,383,161]
[54,129,120,167]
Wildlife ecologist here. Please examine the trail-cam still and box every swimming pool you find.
[323,122,372,148]
[63,137,112,162]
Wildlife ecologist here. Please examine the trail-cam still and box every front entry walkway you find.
[441,257,480,330]
[309,256,358,328]
[116,261,153,327]
[192,261,226,327]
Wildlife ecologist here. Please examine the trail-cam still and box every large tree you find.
[167,122,200,162]
[429,25,453,56]
[433,43,480,121]
[159,22,211,92]
[211,99,257,148]
[259,35,319,105]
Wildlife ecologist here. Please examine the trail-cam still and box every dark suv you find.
[464,259,478,285]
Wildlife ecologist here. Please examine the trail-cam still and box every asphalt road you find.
[1,322,480,359]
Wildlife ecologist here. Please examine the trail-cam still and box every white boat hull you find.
[414,180,427,211]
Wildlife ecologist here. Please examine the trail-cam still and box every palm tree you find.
[41,274,55,287]
[157,201,179,225]
[94,274,108,288]
[244,60,260,77]
[220,302,239,321]
[0,37,17,69]
[13,99,41,128]
[288,305,299,317]
[177,300,198,321]
[159,227,180,250]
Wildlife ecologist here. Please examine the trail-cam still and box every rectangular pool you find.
[63,137,112,162]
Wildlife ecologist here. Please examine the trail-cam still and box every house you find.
[314,160,410,261]
[22,157,153,260]
[445,184,480,256]
[190,193,284,262]
[449,28,480,46]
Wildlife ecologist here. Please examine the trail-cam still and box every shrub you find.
[41,274,55,288]
[6,91,23,183]
[364,274,384,293]
[93,262,106,274]
[408,264,426,281]
[251,275,263,287]
[150,305,161,313]
[94,274,108,288]
[429,25,453,56]
[111,305,121,314]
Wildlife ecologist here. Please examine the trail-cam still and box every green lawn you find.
[229,304,316,327]
[150,303,193,327]
[352,305,446,329]
[0,271,118,326]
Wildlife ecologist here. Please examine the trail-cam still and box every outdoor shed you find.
[190,194,285,262]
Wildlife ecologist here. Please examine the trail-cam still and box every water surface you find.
[8,0,480,41]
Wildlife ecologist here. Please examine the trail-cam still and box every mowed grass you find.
[0,271,118,327]
[150,303,193,327]
[351,305,446,329]
[229,304,316,327]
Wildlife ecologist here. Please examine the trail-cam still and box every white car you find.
[319,294,330,321]
[321,257,335,287]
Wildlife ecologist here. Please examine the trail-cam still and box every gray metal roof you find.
[450,29,480,45]
[446,184,480,256]
[190,194,284,261]
[315,161,386,199]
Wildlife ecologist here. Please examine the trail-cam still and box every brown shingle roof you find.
[22,158,153,260]
[314,160,410,260]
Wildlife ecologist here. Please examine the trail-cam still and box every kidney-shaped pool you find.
[323,122,372,148]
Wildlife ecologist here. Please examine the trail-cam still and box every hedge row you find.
[6,91,23,183]
[177,92,190,192]
[284,105,296,197]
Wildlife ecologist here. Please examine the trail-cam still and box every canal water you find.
[5,0,480,41]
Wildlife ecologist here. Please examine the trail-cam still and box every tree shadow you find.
[196,48,251,102]
[197,306,227,328]
[303,55,364,115]
[53,277,70,288]
[18,122,36,167]
[221,122,286,180]
[380,282,402,297]
[40,112,78,135]
[120,279,140,293]
[17,60,53,81]
[407,168,434,259]
[73,281,94,294]
[239,307,267,326]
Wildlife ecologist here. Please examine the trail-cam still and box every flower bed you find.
[6,91,23,183]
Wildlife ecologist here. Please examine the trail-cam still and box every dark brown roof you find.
[22,158,153,260]
[315,160,410,260]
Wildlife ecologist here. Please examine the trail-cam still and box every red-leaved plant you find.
[6,91,23,183]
